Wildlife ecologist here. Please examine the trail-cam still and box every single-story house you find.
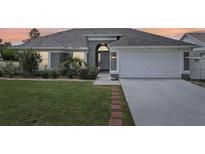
[14,28,195,79]
[181,33,205,80]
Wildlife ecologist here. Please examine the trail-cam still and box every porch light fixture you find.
[111,55,116,59]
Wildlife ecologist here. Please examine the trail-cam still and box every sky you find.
[0,28,205,45]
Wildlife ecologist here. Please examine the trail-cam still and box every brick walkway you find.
[109,86,123,126]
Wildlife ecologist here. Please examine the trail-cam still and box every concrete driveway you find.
[120,79,205,126]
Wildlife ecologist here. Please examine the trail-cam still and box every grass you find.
[0,80,133,126]
[117,86,135,126]
[189,80,205,88]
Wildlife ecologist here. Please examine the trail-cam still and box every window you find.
[111,52,117,71]
[73,52,86,61]
[200,53,205,57]
[98,45,109,52]
[184,52,190,71]
[39,52,48,70]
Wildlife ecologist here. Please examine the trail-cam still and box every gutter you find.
[109,45,196,49]
[11,47,89,51]
[186,56,205,60]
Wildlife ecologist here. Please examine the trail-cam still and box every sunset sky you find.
[0,28,205,45]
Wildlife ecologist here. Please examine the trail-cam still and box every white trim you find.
[182,71,190,74]
[13,47,89,51]
[83,34,123,37]
[193,47,205,52]
[87,36,118,41]
[109,51,119,74]
[183,51,190,72]
[180,34,187,41]
[186,57,205,59]
[49,51,74,53]
[84,51,88,63]
[48,52,51,68]
[109,46,194,49]
[186,34,205,46]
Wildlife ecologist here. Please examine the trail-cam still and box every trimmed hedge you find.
[77,66,98,79]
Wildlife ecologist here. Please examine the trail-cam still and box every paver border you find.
[109,86,123,126]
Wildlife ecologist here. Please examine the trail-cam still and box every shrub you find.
[21,71,32,77]
[77,68,89,79]
[60,66,69,76]
[1,48,18,61]
[50,69,60,78]
[18,49,42,74]
[59,56,87,75]
[33,71,41,77]
[61,56,85,70]
[41,70,51,78]
[0,69,3,77]
[0,61,20,77]
[87,66,98,79]
[77,66,98,79]
[66,69,76,78]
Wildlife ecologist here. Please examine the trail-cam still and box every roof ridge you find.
[135,29,186,42]
[15,28,197,48]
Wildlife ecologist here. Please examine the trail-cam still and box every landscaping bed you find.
[0,49,98,80]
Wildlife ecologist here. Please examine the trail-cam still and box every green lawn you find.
[118,86,135,126]
[0,80,133,126]
[189,80,205,88]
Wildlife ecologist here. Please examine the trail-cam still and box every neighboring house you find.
[14,28,195,79]
[181,33,205,80]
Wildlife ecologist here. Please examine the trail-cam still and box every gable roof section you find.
[109,30,194,47]
[182,33,205,45]
[15,28,195,50]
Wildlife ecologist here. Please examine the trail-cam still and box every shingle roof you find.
[15,28,194,49]
[186,33,205,43]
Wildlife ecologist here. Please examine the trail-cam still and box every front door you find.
[99,52,109,71]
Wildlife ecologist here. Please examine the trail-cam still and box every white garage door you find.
[119,51,181,78]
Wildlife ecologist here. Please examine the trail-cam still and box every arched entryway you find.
[95,43,110,71]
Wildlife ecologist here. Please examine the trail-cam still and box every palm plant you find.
[61,55,86,70]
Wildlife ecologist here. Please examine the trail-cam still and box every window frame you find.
[183,52,190,71]
[110,51,118,72]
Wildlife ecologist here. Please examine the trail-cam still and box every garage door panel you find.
[119,51,181,78]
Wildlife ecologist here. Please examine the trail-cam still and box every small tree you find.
[4,42,12,47]
[0,40,12,60]
[1,48,18,61]
[0,39,3,59]
[29,28,40,40]
[19,49,42,74]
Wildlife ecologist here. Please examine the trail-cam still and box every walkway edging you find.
[109,86,123,126]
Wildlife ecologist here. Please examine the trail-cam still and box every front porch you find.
[93,72,120,86]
